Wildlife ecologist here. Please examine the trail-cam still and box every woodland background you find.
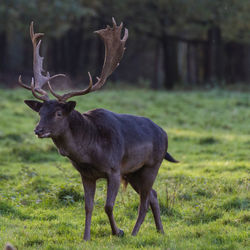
[1,0,250,90]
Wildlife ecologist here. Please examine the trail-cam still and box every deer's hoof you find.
[118,229,124,237]
[83,236,90,241]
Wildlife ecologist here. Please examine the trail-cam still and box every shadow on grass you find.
[0,173,11,180]
[199,136,220,145]
[0,201,31,220]
[159,202,182,218]
[25,239,44,247]
[222,197,249,211]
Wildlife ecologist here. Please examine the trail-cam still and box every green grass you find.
[0,88,249,249]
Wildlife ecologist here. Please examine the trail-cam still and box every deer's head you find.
[19,19,128,139]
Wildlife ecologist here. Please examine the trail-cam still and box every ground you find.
[0,88,249,249]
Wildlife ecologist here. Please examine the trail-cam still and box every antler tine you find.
[18,75,33,91]
[48,72,93,102]
[18,22,66,101]
[18,75,46,96]
[30,78,48,101]
[90,17,128,91]
[31,23,66,94]
[48,18,128,102]
[30,21,44,45]
[112,17,117,26]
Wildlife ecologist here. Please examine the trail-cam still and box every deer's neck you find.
[52,110,94,162]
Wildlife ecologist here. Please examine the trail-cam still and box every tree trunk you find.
[151,41,161,89]
[0,31,6,72]
[243,44,250,84]
[187,42,198,85]
[206,26,222,84]
[224,42,245,84]
[177,41,188,85]
[59,36,67,73]
[49,38,59,73]
[161,34,178,89]
[66,25,84,77]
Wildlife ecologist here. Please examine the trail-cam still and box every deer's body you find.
[19,19,178,241]
[53,108,167,177]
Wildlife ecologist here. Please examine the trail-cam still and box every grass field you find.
[0,88,249,249]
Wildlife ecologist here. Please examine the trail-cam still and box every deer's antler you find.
[18,22,65,101]
[48,17,128,102]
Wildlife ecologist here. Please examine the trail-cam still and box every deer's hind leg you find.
[150,189,164,233]
[126,163,163,235]
[105,172,124,236]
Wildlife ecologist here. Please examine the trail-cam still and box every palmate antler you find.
[18,22,65,101]
[48,17,128,102]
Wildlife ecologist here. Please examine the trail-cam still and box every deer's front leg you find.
[105,173,124,236]
[81,176,96,241]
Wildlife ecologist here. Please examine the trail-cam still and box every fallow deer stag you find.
[18,19,178,241]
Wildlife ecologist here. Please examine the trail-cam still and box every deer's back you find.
[84,109,167,174]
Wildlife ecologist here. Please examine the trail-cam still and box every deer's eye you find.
[55,111,63,117]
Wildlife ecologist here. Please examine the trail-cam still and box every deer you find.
[18,19,178,241]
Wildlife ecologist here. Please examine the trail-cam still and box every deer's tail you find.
[121,176,129,191]
[164,152,179,163]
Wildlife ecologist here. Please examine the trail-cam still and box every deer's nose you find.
[34,127,44,135]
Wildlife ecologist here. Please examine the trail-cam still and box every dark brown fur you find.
[24,99,178,240]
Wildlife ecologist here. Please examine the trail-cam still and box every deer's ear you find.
[24,100,43,112]
[64,101,76,113]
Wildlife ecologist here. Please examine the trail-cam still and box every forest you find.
[1,0,250,89]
